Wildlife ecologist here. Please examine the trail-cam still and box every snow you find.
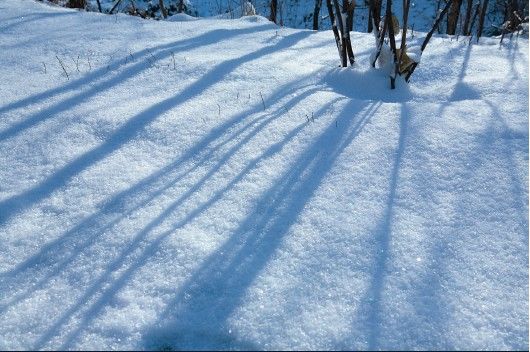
[0,0,528,350]
[167,13,198,22]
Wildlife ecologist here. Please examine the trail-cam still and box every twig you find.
[42,62,47,74]
[217,103,221,116]
[146,48,157,66]
[405,0,452,82]
[372,9,388,67]
[55,55,69,80]
[109,0,123,15]
[171,52,176,70]
[421,0,453,52]
[259,92,266,110]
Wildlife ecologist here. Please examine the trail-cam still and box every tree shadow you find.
[32,93,342,350]
[482,100,528,243]
[137,100,377,350]
[499,35,527,81]
[0,11,76,33]
[0,72,315,276]
[449,40,527,234]
[356,59,527,348]
[408,96,527,349]
[0,29,313,226]
[0,77,319,321]
[447,43,480,102]
[0,25,273,137]
[320,67,413,103]
[357,102,408,350]
[371,102,453,349]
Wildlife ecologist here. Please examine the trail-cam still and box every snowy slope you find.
[0,0,528,350]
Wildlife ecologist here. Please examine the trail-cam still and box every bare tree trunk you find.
[95,0,102,12]
[509,0,520,16]
[368,6,373,32]
[270,0,278,24]
[476,0,489,41]
[326,0,354,66]
[333,0,348,67]
[371,7,388,67]
[372,0,382,30]
[109,0,123,14]
[385,0,398,88]
[159,0,168,18]
[462,0,473,34]
[406,0,452,81]
[343,0,355,64]
[507,0,521,30]
[421,0,453,51]
[313,0,322,30]
[326,0,344,64]
[368,0,382,33]
[468,2,480,35]
[397,0,410,73]
[447,0,463,34]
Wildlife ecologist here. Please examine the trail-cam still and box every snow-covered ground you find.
[0,0,528,350]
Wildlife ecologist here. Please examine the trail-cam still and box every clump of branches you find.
[370,0,453,88]
[326,0,355,67]
[106,0,196,18]
[498,2,528,42]
[125,1,149,18]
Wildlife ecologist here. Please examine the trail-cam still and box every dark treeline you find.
[44,0,528,37]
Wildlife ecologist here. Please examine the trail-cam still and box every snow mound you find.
[167,13,199,22]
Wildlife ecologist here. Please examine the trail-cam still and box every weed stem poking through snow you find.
[55,55,69,80]
[260,91,266,110]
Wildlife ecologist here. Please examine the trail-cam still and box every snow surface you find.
[0,0,528,350]
[167,13,199,22]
